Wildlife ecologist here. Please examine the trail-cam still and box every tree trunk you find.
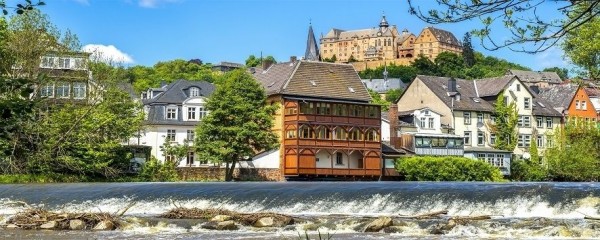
[225,159,237,182]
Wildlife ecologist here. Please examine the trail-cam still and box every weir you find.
[1,182,600,239]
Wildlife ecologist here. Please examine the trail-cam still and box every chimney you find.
[262,59,274,70]
[389,103,399,148]
[447,77,457,92]
[290,56,297,63]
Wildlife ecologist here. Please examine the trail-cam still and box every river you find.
[2,182,600,239]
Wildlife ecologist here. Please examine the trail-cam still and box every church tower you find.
[379,14,389,32]
[304,23,320,61]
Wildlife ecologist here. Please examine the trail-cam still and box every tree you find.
[462,32,475,67]
[368,89,389,111]
[160,140,190,166]
[562,13,600,80]
[529,133,539,164]
[545,118,600,181]
[194,70,279,181]
[410,54,439,76]
[1,0,45,15]
[434,52,465,78]
[542,67,569,80]
[407,0,600,53]
[348,54,357,63]
[385,88,403,103]
[487,92,518,151]
[245,55,277,67]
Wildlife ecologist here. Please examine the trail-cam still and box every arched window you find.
[190,87,200,97]
[387,39,392,46]
[286,128,297,139]
[299,125,314,139]
[316,126,331,140]
[333,127,346,140]
[365,129,379,141]
[348,128,363,141]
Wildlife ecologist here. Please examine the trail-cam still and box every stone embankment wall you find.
[350,58,413,71]
[177,167,284,181]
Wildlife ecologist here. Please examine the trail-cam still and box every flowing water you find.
[2,182,600,239]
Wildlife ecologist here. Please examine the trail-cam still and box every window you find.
[524,97,530,109]
[477,153,486,161]
[166,129,176,142]
[187,107,197,120]
[348,128,363,141]
[41,56,55,68]
[41,84,54,98]
[576,100,580,109]
[166,107,177,120]
[286,129,296,139]
[477,113,484,123]
[58,58,71,69]
[186,152,195,165]
[537,135,544,148]
[547,137,553,147]
[496,154,505,167]
[316,126,331,140]
[424,110,430,116]
[187,130,195,141]
[365,129,379,141]
[490,134,496,145]
[73,82,86,99]
[546,117,553,128]
[332,104,347,116]
[316,103,330,115]
[285,107,297,115]
[189,87,200,97]
[464,112,471,125]
[348,105,364,117]
[336,152,343,165]
[56,82,70,98]
[333,128,346,140]
[420,117,426,128]
[518,116,531,127]
[518,134,531,147]
[415,137,432,147]
[490,115,496,124]
[428,118,434,129]
[516,84,521,91]
[486,154,494,166]
[537,117,544,128]
[477,131,485,145]
[366,106,379,118]
[299,102,314,114]
[582,101,587,110]
[165,155,175,163]
[299,125,314,139]
[199,106,208,119]
[464,131,471,146]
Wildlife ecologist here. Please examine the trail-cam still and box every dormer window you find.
[190,87,200,97]
[166,106,178,120]
[58,58,71,69]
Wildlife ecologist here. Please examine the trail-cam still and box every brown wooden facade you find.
[280,98,382,178]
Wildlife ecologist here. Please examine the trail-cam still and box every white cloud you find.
[82,44,134,64]
[534,46,568,70]
[138,0,180,8]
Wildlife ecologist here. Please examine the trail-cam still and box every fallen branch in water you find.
[5,208,120,230]
[399,210,449,219]
[577,211,600,220]
[115,202,136,217]
[160,207,294,226]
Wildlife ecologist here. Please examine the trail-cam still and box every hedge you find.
[396,156,504,181]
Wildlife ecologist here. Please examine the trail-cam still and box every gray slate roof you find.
[252,61,371,102]
[143,79,215,126]
[143,79,215,105]
[507,69,562,84]
[537,84,578,111]
[361,78,407,93]
[414,75,561,116]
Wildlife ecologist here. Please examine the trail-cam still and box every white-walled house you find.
[129,79,215,167]
[391,75,563,175]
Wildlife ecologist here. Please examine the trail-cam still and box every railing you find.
[286,167,381,176]
[284,114,380,126]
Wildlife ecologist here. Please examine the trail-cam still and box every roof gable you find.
[143,79,215,105]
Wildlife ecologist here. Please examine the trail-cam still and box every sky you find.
[11,0,571,71]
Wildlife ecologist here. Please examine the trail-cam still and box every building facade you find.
[507,69,563,90]
[319,15,461,63]
[538,84,598,123]
[252,60,383,179]
[391,75,563,174]
[132,79,215,167]
[37,52,94,102]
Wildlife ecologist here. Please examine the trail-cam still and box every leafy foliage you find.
[510,159,548,182]
[384,88,403,103]
[487,92,518,151]
[407,0,600,53]
[0,0,45,16]
[245,55,277,67]
[462,32,475,67]
[138,156,179,182]
[194,70,279,181]
[367,89,389,111]
[545,119,600,181]
[129,59,217,92]
[396,156,504,181]
[562,9,600,80]
[542,67,569,80]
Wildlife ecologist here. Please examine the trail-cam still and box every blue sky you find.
[16,0,569,70]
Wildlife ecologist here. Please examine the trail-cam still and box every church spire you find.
[304,22,320,61]
[379,13,389,29]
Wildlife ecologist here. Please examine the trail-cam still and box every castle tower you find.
[305,23,320,61]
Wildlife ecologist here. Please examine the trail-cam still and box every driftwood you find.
[7,208,120,230]
[399,210,449,219]
[160,207,294,226]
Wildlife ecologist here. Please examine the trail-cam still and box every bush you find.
[510,159,548,181]
[396,156,504,181]
[138,156,179,182]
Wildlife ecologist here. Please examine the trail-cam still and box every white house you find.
[128,79,215,167]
